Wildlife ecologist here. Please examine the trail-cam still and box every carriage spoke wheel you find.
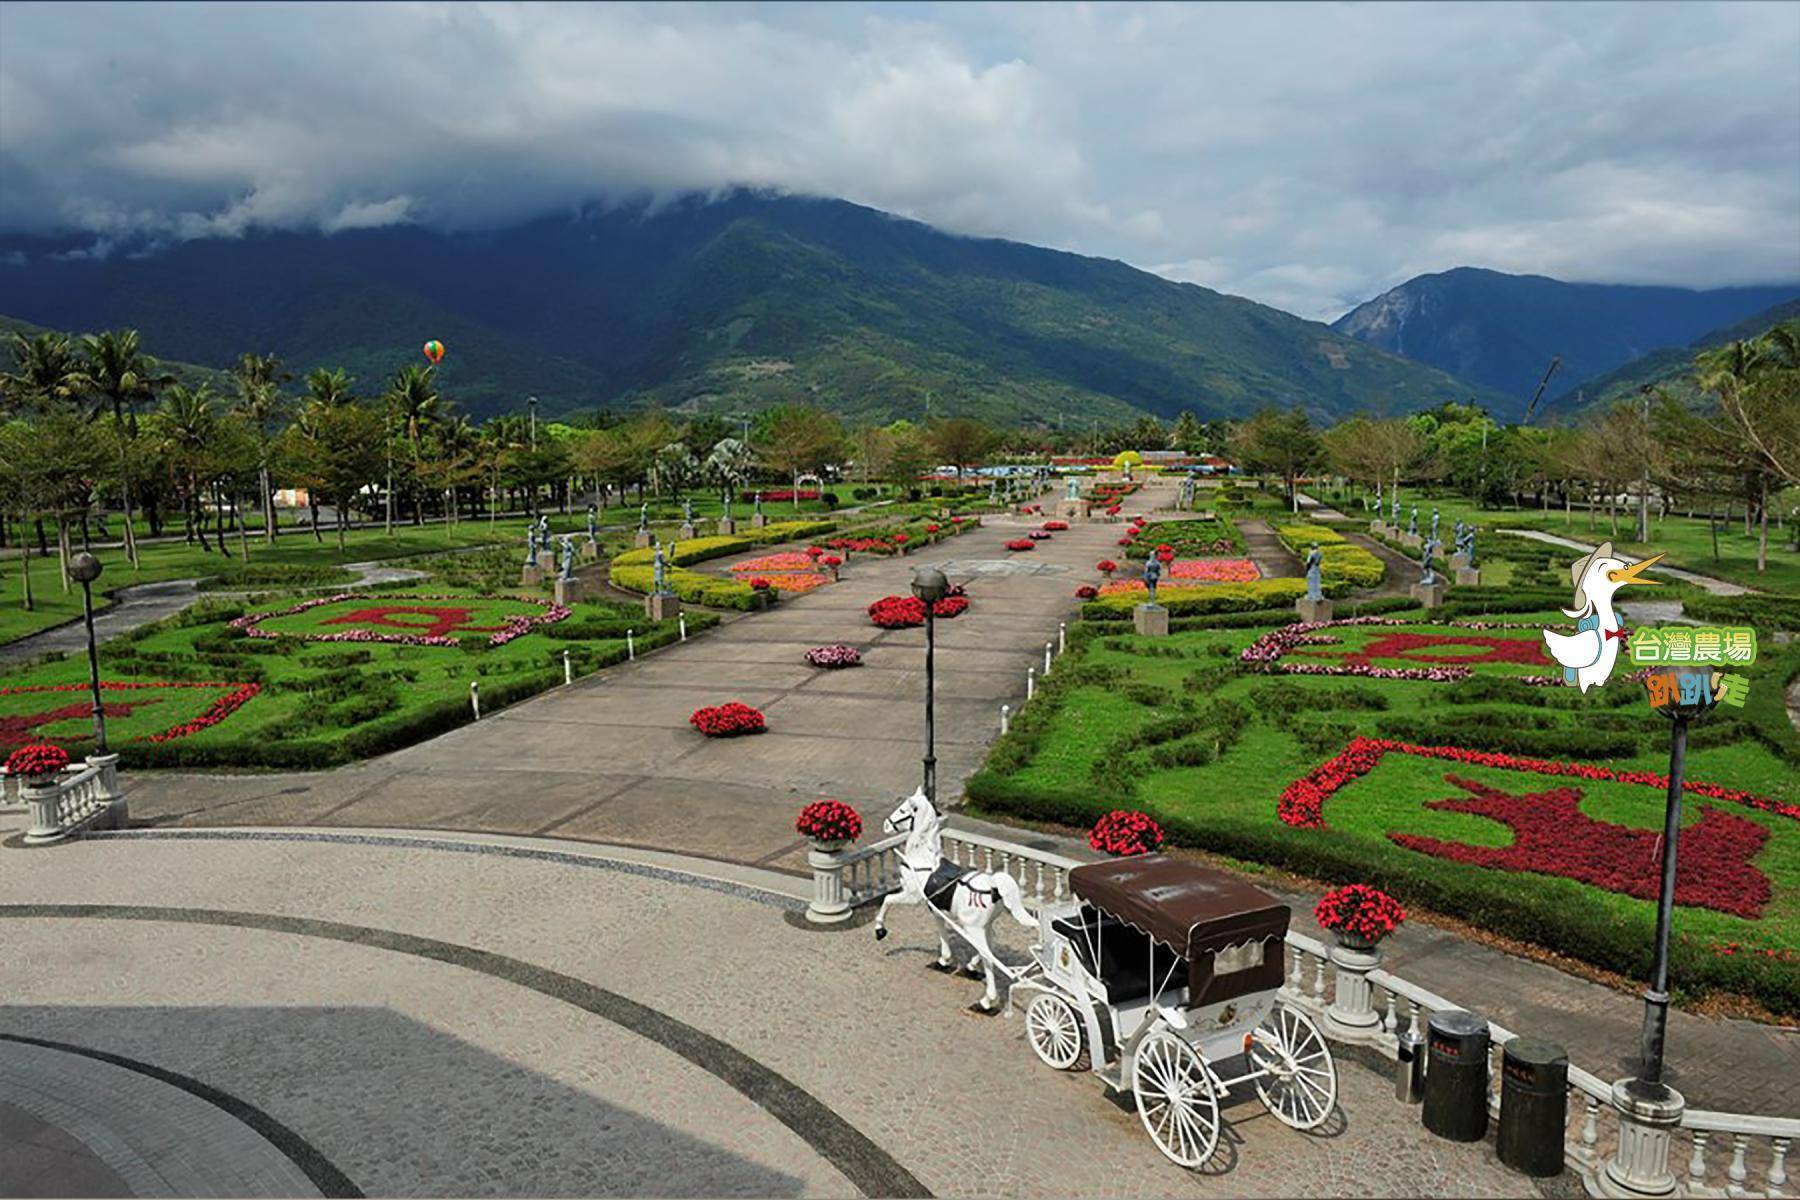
[1132,1031,1220,1168]
[1025,994,1085,1070]
[1250,1005,1337,1131]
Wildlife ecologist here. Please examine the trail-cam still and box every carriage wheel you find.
[1132,1031,1220,1167]
[1250,1005,1337,1131]
[1024,994,1085,1070]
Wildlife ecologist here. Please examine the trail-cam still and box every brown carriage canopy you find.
[1069,854,1290,1005]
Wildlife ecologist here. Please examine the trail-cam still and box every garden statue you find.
[1305,544,1323,602]
[1420,538,1438,586]
[524,523,539,564]
[1466,526,1480,568]
[652,540,670,595]
[753,491,764,517]
[558,535,576,581]
[1453,519,1465,551]
[1407,505,1418,537]
[683,498,695,525]
[1390,491,1400,526]
[536,514,550,546]
[586,504,598,542]
[1430,508,1440,543]
[1066,476,1079,501]
[638,502,649,532]
[1142,554,1162,605]
[721,496,732,521]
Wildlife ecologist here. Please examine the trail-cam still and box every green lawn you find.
[1,587,707,768]
[967,609,1800,1016]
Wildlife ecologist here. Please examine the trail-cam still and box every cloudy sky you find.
[2,1,1796,319]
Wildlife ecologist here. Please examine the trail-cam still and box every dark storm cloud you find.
[1,0,1795,318]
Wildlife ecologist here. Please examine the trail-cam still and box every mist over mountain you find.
[0,192,1500,425]
[1331,267,1799,417]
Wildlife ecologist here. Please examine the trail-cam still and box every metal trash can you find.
[1396,1025,1425,1103]
[1498,1038,1568,1176]
[1422,1009,1490,1141]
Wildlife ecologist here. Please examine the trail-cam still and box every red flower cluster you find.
[932,595,969,618]
[1088,809,1165,856]
[1116,537,1133,546]
[760,489,820,502]
[1277,735,1799,830]
[747,577,772,591]
[1005,538,1036,551]
[1042,520,1069,531]
[231,593,568,647]
[1314,884,1406,944]
[1155,543,1176,563]
[5,743,69,778]
[1,680,261,748]
[868,595,927,628]
[926,523,941,533]
[1106,504,1122,516]
[1096,559,1118,574]
[1712,941,1796,962]
[804,644,862,668]
[821,555,843,567]
[690,702,767,737]
[1075,584,1098,599]
[827,537,893,553]
[146,682,262,743]
[805,546,825,559]
[893,533,910,544]
[795,799,863,843]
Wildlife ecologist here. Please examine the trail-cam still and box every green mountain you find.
[1547,299,1800,413]
[0,192,1499,425]
[1332,267,1798,417]
[0,312,233,395]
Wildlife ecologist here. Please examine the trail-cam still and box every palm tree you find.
[231,352,289,544]
[68,330,172,568]
[1,331,83,414]
[156,384,221,552]
[382,364,440,530]
[302,366,356,409]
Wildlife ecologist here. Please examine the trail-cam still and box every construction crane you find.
[1521,356,1562,425]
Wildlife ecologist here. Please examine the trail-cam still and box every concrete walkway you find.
[0,821,1539,1199]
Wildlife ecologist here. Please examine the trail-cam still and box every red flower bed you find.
[806,546,825,560]
[932,595,969,619]
[690,701,767,737]
[926,523,941,533]
[1096,559,1118,574]
[827,537,893,553]
[1168,557,1259,583]
[795,799,862,843]
[1242,618,1559,685]
[230,593,568,647]
[761,489,820,502]
[1042,520,1069,531]
[1005,538,1036,551]
[1,681,261,748]
[1314,884,1405,944]
[1075,584,1098,599]
[6,743,69,778]
[747,577,772,591]
[1155,543,1175,563]
[868,595,927,628]
[1089,809,1165,856]
[821,555,842,567]
[1116,537,1133,546]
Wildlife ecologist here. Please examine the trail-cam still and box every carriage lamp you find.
[68,551,108,753]
[910,566,949,803]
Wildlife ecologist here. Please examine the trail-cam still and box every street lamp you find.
[68,551,107,753]
[527,395,539,452]
[910,565,948,803]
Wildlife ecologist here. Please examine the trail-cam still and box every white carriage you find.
[1011,854,1337,1168]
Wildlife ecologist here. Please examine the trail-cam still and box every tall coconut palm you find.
[1,331,83,414]
[231,352,289,544]
[382,364,440,531]
[68,330,172,568]
[156,384,222,552]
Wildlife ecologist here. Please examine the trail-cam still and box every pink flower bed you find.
[730,553,817,573]
[1168,557,1259,583]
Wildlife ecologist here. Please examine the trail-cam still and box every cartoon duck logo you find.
[1541,542,1664,692]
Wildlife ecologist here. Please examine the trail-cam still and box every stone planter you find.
[22,776,66,845]
[1324,932,1385,1040]
[806,840,854,924]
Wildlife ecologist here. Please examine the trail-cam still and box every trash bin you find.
[1498,1038,1568,1176]
[1422,1009,1490,1141]
[1396,1025,1425,1103]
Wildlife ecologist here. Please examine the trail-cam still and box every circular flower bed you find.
[869,595,927,628]
[1042,520,1069,531]
[1075,584,1098,599]
[6,743,69,779]
[795,799,863,844]
[230,593,568,647]
[690,702,767,738]
[1314,884,1405,946]
[1089,810,1165,857]
[805,644,862,668]
[1005,538,1036,552]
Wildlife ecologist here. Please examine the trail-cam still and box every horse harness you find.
[899,854,1003,912]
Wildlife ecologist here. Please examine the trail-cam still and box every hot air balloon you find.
[422,340,445,364]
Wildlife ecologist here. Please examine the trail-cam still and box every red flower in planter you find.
[795,799,863,843]
[1096,559,1118,575]
[951,516,965,524]
[1116,537,1133,546]
[893,533,910,544]
[806,546,825,560]
[1314,884,1405,944]
[1042,520,1069,531]
[6,743,69,778]
[868,595,927,628]
[748,577,772,591]
[1089,810,1165,856]
[1075,584,1098,599]
[926,523,941,533]
[1155,543,1175,564]
[821,555,842,567]
[690,702,767,737]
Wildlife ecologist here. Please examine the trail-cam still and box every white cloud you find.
[0,1,1794,320]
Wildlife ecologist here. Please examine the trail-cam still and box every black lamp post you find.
[527,395,539,452]
[910,566,948,803]
[69,551,107,753]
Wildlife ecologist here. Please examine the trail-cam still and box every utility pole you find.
[1637,385,1652,543]
[528,395,539,452]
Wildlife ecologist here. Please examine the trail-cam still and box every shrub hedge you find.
[611,536,751,569]
[1081,578,1319,619]
[1276,524,1386,589]
[1682,592,1800,633]
[608,563,758,610]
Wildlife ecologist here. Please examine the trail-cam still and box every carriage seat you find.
[1051,910,1184,1005]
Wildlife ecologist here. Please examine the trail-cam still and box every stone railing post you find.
[1324,939,1384,1041]
[1599,1081,1686,1198]
[88,753,126,830]
[22,778,66,845]
[806,841,853,924]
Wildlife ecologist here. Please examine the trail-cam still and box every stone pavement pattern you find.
[0,825,1536,1198]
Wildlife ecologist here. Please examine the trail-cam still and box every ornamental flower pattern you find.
[0,681,261,748]
[230,593,568,647]
[1241,618,1560,685]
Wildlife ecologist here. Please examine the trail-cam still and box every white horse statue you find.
[874,788,1037,1011]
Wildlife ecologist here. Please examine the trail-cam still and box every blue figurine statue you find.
[1421,538,1438,587]
[753,491,764,518]
[524,522,538,565]
[651,540,669,595]
[558,535,575,581]
[1430,507,1440,543]
[1466,526,1480,569]
[683,498,695,526]
[1142,555,1162,606]
[1453,520,1465,554]
[1305,544,1324,602]
[637,502,649,532]
[1390,491,1400,526]
[586,504,598,543]
[1407,505,1418,537]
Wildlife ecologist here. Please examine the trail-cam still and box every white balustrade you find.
[21,755,124,846]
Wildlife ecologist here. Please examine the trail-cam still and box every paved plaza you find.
[0,823,1542,1198]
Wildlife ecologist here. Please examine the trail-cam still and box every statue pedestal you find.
[1399,533,1423,549]
[1296,597,1335,623]
[717,518,737,536]
[645,592,681,621]
[634,530,652,548]
[536,550,555,572]
[1456,567,1482,587]
[554,578,584,606]
[1370,520,1387,535]
[520,565,543,586]
[1057,499,1089,522]
[679,522,698,542]
[580,540,599,561]
[1133,603,1170,637]
[1449,553,1470,571]
[750,513,768,528]
[1410,581,1446,609]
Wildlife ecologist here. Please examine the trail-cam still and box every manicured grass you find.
[966,610,1800,1015]
[2,588,710,768]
